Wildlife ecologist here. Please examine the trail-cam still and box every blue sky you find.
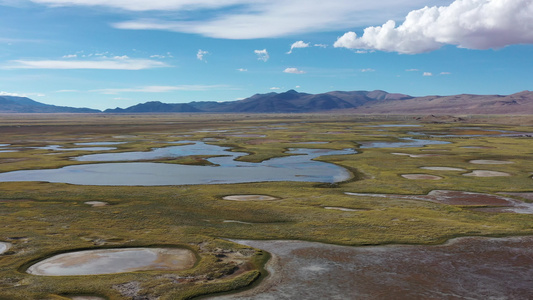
[0,0,532,110]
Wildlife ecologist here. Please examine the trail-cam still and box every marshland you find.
[0,113,532,299]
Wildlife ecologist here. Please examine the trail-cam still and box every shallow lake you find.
[0,142,356,186]
[27,248,196,276]
[360,138,450,148]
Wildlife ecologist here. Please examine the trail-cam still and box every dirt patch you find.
[323,207,359,212]
[84,201,108,207]
[222,195,279,201]
[70,296,106,300]
[469,159,514,164]
[214,236,533,300]
[420,167,466,171]
[401,174,443,180]
[463,170,511,177]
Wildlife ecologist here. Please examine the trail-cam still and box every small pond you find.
[74,142,127,146]
[27,248,196,276]
[0,242,11,254]
[360,138,450,148]
[0,142,356,186]
[32,145,117,151]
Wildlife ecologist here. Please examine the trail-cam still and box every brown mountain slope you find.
[351,91,533,114]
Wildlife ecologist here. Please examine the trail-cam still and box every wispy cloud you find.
[423,72,433,77]
[270,87,281,90]
[283,67,306,74]
[361,68,375,72]
[237,68,248,72]
[254,49,269,62]
[0,91,24,96]
[93,85,228,94]
[334,0,533,54]
[440,72,451,75]
[34,0,433,39]
[3,58,169,70]
[197,49,209,62]
[406,69,419,72]
[0,91,45,97]
[287,40,310,54]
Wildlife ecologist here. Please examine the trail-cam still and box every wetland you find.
[0,113,532,299]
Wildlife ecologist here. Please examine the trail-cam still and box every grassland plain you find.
[0,114,532,299]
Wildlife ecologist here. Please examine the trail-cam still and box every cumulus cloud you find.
[287,40,310,54]
[254,49,269,62]
[283,67,306,74]
[334,0,533,54]
[32,0,437,39]
[197,49,209,62]
[3,58,169,70]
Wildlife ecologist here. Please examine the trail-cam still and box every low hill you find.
[104,101,201,113]
[349,91,533,114]
[0,96,99,113]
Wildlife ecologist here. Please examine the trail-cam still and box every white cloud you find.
[3,58,169,70]
[254,49,269,62]
[287,40,310,54]
[361,68,375,72]
[34,0,437,39]
[334,0,533,54]
[62,54,77,58]
[423,72,433,76]
[237,68,248,72]
[314,44,327,48]
[440,71,451,75]
[406,69,419,72]
[0,91,23,96]
[93,85,228,94]
[197,49,209,62]
[0,91,45,97]
[283,67,306,74]
[270,87,281,90]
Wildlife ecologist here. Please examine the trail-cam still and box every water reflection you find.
[0,142,356,186]
[360,138,450,148]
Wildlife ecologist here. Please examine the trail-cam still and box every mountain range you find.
[0,95,99,113]
[1,90,532,114]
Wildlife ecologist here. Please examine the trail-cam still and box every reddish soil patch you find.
[345,190,533,213]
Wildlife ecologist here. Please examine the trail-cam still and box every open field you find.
[0,113,532,299]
